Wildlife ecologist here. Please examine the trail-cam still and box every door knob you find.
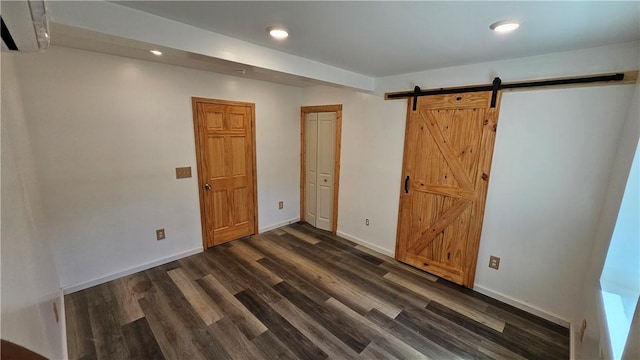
[204,183,212,190]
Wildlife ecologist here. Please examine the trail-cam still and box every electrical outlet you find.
[156,228,166,240]
[278,201,284,209]
[365,218,370,226]
[489,255,500,270]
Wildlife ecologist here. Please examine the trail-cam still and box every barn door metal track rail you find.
[385,71,638,111]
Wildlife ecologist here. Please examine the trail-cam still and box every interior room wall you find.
[302,41,639,328]
[477,85,633,322]
[10,46,302,291]
[578,76,639,358]
[1,53,65,359]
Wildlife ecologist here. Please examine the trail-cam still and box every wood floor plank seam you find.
[269,297,362,360]
[273,281,372,354]
[274,232,431,312]
[384,272,506,332]
[256,256,332,305]
[395,307,516,360]
[266,232,404,318]
[323,297,430,360]
[144,267,232,360]
[235,288,328,360]
[167,267,223,326]
[224,245,284,286]
[246,234,390,317]
[121,317,166,360]
[425,301,568,360]
[365,308,464,360]
[195,274,268,340]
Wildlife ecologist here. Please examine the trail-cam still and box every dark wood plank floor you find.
[65,223,570,360]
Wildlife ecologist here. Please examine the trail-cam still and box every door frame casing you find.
[300,105,342,234]
[191,97,259,250]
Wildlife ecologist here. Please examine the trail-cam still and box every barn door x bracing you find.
[192,98,258,248]
[395,91,502,288]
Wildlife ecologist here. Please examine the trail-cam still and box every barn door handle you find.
[404,176,410,194]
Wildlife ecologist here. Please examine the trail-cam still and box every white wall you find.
[579,75,640,358]
[302,42,639,329]
[10,46,302,290]
[1,54,65,358]
[477,85,633,321]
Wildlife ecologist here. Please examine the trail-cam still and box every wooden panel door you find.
[395,91,502,288]
[193,98,257,248]
[304,112,336,232]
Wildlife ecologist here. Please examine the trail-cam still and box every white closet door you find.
[315,112,336,231]
[304,112,336,231]
[305,113,318,226]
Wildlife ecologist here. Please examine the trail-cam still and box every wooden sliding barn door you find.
[395,91,502,288]
[193,98,258,248]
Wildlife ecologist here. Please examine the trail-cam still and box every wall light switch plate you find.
[176,167,192,179]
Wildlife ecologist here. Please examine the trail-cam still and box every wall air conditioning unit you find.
[1,0,49,52]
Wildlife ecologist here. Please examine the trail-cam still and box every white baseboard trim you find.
[59,289,68,360]
[336,231,395,257]
[473,284,571,327]
[62,247,202,294]
[259,217,300,233]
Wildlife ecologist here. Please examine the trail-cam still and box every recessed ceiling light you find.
[149,50,163,56]
[490,20,520,33]
[268,27,289,40]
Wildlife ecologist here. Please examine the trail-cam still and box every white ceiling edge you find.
[49,23,341,89]
[375,41,640,96]
[47,0,375,92]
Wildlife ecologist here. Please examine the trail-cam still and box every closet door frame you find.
[300,104,342,234]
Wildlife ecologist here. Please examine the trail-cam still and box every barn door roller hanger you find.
[386,71,637,111]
